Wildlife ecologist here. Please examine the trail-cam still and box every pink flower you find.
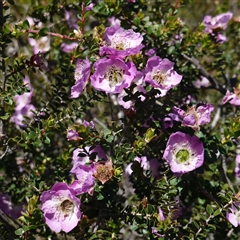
[203,12,233,32]
[70,164,96,195]
[11,76,36,128]
[125,156,161,179]
[117,71,145,109]
[163,132,204,175]
[82,120,95,129]
[70,146,107,194]
[108,17,121,27]
[145,48,156,57]
[85,3,95,11]
[71,57,91,98]
[158,206,166,221]
[61,42,78,53]
[65,10,79,29]
[226,202,240,227]
[66,129,82,141]
[90,57,137,94]
[144,56,182,97]
[28,36,50,54]
[100,25,144,58]
[40,182,81,233]
[0,194,24,219]
[71,146,108,174]
[235,154,240,178]
[173,103,214,131]
[203,12,232,43]
[222,88,240,106]
[193,76,211,88]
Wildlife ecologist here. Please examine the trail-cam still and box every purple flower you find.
[193,76,211,88]
[71,146,108,173]
[0,194,24,219]
[99,25,144,58]
[226,202,240,227]
[65,10,79,29]
[216,33,227,43]
[222,89,240,106]
[82,120,95,129]
[145,48,156,57]
[61,42,78,53]
[26,16,42,29]
[163,132,204,175]
[117,71,145,109]
[203,12,232,32]
[125,156,161,179]
[173,103,214,132]
[108,17,121,27]
[40,182,81,233]
[85,3,95,11]
[11,77,36,128]
[144,56,182,97]
[28,36,50,54]
[163,113,180,129]
[235,154,240,178]
[67,129,82,141]
[203,12,232,43]
[70,164,96,195]
[158,206,166,221]
[90,58,137,94]
[71,57,91,98]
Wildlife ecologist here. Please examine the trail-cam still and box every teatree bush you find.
[0,0,240,239]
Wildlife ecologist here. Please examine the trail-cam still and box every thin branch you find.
[0,209,20,239]
[0,145,9,159]
[182,53,226,95]
[221,155,234,191]
[25,29,78,41]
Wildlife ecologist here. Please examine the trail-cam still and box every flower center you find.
[116,42,125,50]
[105,64,124,87]
[75,62,84,81]
[151,70,167,84]
[176,149,190,163]
[60,199,74,216]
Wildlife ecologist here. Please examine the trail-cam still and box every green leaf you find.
[23,20,30,30]
[44,136,51,144]
[206,204,213,215]
[213,209,221,217]
[0,113,10,120]
[38,27,49,36]
[15,228,24,236]
[29,131,37,139]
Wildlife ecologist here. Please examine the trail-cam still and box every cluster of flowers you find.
[39,22,219,233]
[41,142,114,233]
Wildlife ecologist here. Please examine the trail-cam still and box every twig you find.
[182,53,226,95]
[221,155,234,191]
[0,209,20,239]
[25,29,78,41]
[194,199,233,239]
[0,145,9,159]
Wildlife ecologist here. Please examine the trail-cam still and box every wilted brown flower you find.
[93,159,114,184]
